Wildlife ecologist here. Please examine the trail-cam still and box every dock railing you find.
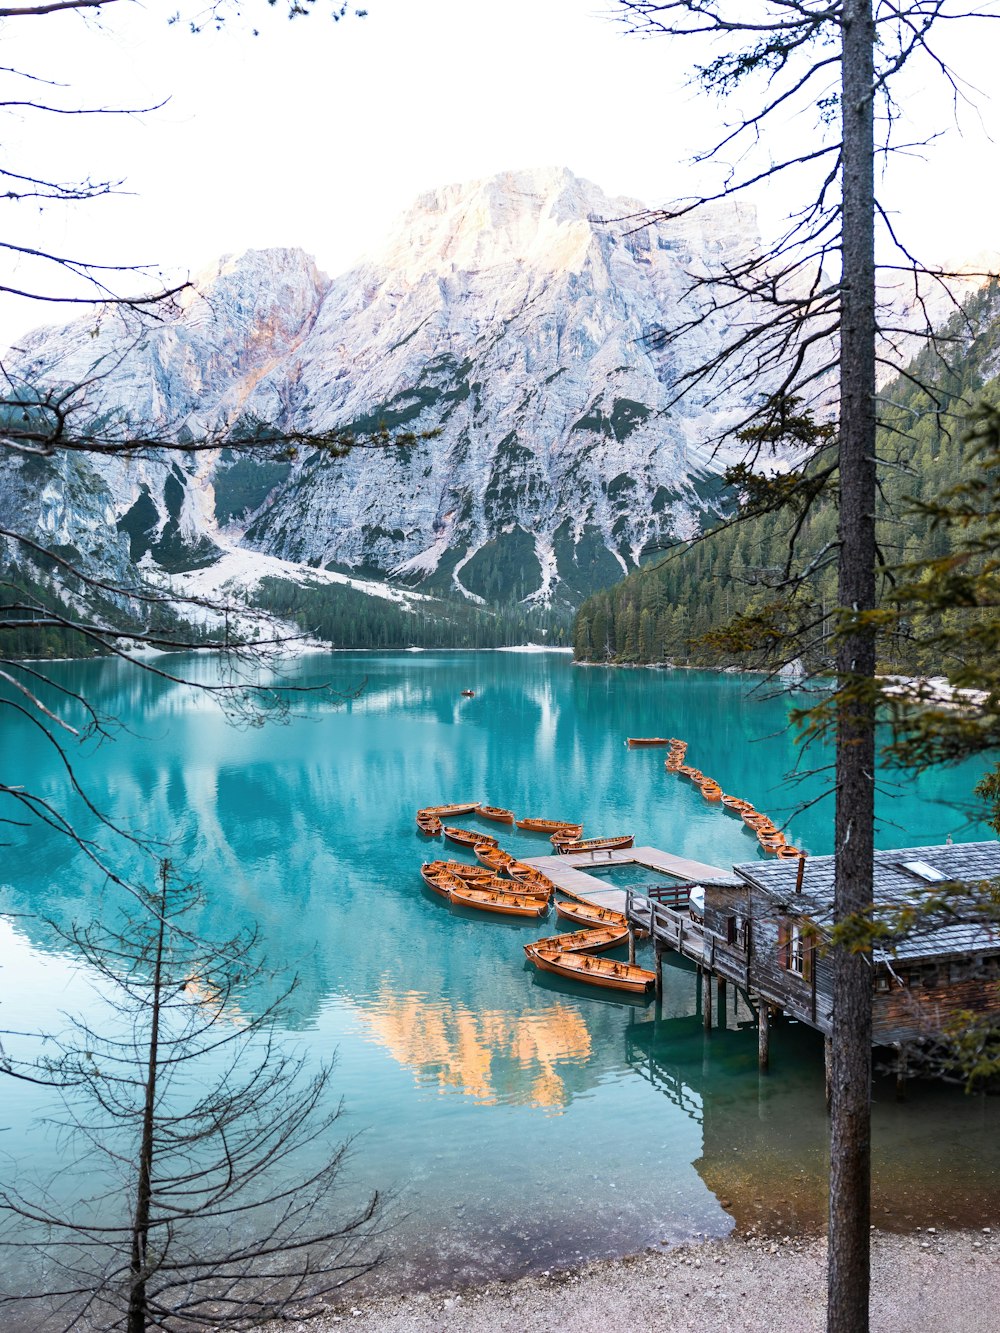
[626,885,701,957]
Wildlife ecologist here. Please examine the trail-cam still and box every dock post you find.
[695,966,702,1017]
[655,942,663,1001]
[717,977,727,1029]
[628,926,636,967]
[757,1001,769,1072]
[824,1036,833,1110]
[703,968,713,1032]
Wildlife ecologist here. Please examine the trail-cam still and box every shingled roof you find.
[733,840,1000,964]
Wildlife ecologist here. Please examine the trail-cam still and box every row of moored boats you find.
[627,737,804,860]
[414,803,655,994]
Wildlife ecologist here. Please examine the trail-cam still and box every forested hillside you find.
[573,282,1000,672]
[251,578,572,650]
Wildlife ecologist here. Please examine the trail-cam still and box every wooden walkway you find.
[521,845,732,912]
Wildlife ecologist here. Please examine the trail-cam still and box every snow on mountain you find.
[5,167,775,618]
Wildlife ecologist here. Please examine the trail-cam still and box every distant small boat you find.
[477,804,515,824]
[721,796,753,813]
[515,818,583,835]
[449,883,549,917]
[626,737,671,747]
[554,899,628,929]
[556,834,635,855]
[443,826,498,848]
[461,690,475,697]
[420,863,465,899]
[525,946,655,993]
[419,802,480,818]
[524,925,628,955]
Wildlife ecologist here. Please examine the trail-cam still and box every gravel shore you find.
[281,1228,998,1333]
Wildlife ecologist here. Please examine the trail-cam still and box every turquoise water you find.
[1,650,998,1297]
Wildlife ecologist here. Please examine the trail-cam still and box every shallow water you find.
[0,650,997,1299]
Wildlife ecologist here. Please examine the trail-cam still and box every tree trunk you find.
[127,870,168,1333]
[829,4,876,1332]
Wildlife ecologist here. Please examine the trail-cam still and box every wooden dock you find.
[521,845,732,912]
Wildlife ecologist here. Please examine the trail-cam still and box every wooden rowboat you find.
[449,883,549,918]
[554,898,628,929]
[525,946,655,994]
[418,802,480,818]
[443,826,498,848]
[626,737,671,747]
[515,818,583,835]
[776,845,804,860]
[481,877,552,899]
[474,843,517,871]
[443,861,496,881]
[508,861,555,891]
[477,804,515,824]
[420,863,466,899]
[524,925,628,955]
[556,834,635,855]
[416,813,443,836]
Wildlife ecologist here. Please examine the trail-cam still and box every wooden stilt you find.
[757,1000,769,1072]
[717,977,727,1029]
[695,965,702,1017]
[824,1035,833,1110]
[895,1043,907,1102]
[627,926,636,967]
[703,967,713,1032]
[654,942,663,1002]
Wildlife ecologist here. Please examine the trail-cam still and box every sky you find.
[3,0,999,344]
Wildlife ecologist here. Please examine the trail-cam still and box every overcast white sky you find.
[3,0,998,343]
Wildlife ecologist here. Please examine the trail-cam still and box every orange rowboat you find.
[508,862,555,892]
[477,804,515,824]
[626,737,671,747]
[420,863,466,899]
[525,946,655,994]
[474,843,518,871]
[776,845,804,860]
[443,861,496,881]
[418,803,480,819]
[524,925,628,955]
[480,877,552,899]
[515,819,583,836]
[554,899,628,929]
[443,826,498,848]
[556,834,635,855]
[449,883,549,918]
[416,813,443,835]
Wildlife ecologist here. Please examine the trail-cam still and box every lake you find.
[1,649,998,1300]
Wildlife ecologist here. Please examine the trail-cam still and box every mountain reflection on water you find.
[0,650,997,1297]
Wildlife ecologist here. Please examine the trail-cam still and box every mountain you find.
[572,277,1000,672]
[5,167,770,641]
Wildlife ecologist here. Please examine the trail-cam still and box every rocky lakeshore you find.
[278,1229,997,1333]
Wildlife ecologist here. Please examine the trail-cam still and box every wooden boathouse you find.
[624,839,1000,1080]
